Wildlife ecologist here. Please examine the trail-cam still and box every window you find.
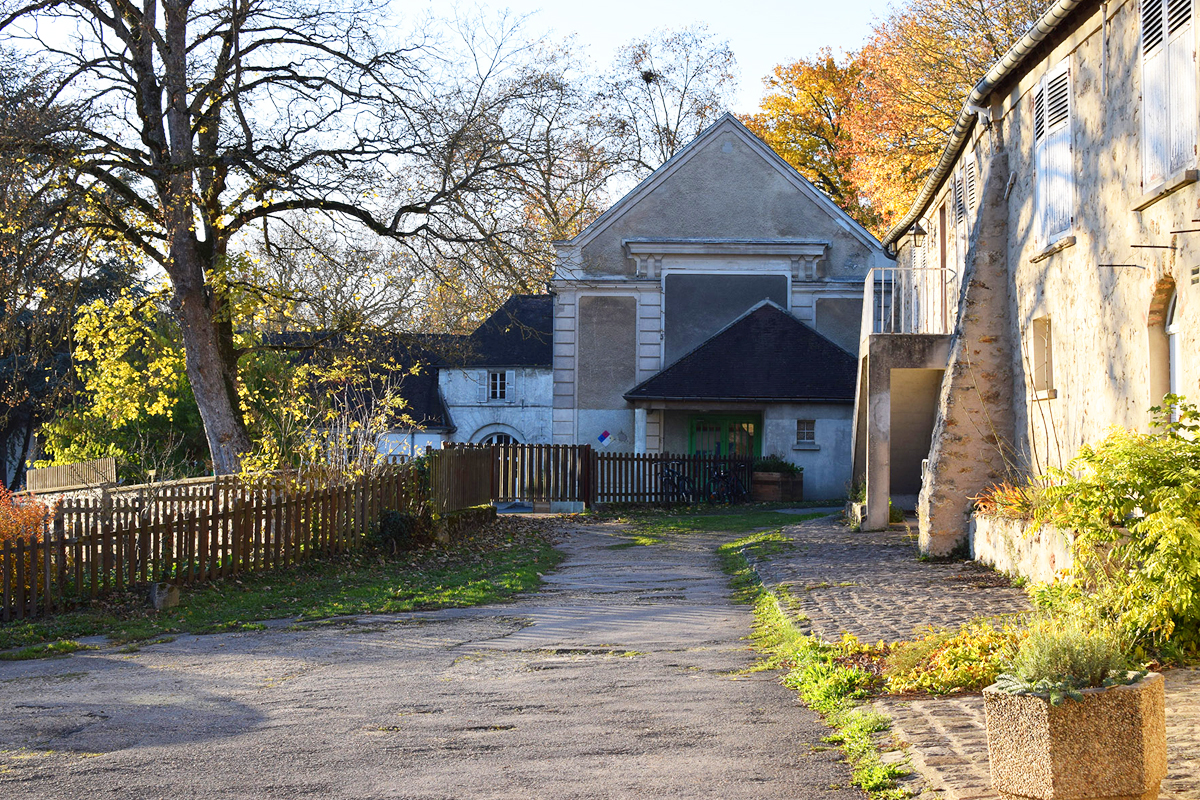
[489,371,507,401]
[1166,291,1181,402]
[796,420,816,443]
[1032,316,1055,396]
[479,370,516,403]
[481,432,518,445]
[1034,59,1073,244]
[1142,0,1197,186]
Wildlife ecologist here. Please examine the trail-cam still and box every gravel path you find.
[0,521,863,800]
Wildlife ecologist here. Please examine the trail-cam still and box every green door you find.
[688,414,762,457]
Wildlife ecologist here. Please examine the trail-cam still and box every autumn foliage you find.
[0,485,51,544]
[745,0,1051,235]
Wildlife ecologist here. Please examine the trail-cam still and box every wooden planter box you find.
[983,673,1166,800]
[751,471,804,502]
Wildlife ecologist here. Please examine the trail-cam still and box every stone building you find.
[857,0,1198,551]
[551,114,890,499]
[376,295,553,456]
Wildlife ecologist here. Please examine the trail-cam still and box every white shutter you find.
[478,370,488,403]
[1167,0,1196,174]
[1033,60,1073,243]
[505,369,516,403]
[1143,0,1171,185]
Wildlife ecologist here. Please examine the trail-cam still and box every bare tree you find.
[0,1,571,473]
[597,25,738,175]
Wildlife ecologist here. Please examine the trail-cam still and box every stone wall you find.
[969,513,1074,584]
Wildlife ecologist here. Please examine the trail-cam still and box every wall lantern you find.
[910,222,927,249]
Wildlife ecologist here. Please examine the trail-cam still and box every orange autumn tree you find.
[847,0,1052,230]
[746,0,1051,234]
[740,49,882,233]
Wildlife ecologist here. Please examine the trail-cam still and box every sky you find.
[400,0,896,113]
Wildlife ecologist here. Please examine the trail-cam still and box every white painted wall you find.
[376,431,444,458]
[762,404,854,500]
[440,367,553,444]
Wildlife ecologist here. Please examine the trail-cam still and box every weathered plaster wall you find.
[440,368,552,444]
[578,128,881,279]
[970,514,1074,584]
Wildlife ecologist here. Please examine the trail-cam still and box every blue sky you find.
[403,0,896,113]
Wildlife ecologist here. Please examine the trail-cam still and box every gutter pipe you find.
[880,0,1093,248]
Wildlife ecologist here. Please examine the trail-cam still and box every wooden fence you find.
[593,452,754,504]
[1,467,423,622]
[428,447,493,514]
[26,457,117,493]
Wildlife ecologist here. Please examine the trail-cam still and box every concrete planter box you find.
[983,672,1167,800]
[751,471,803,502]
[970,513,1074,584]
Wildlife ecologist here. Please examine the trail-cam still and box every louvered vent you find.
[1168,0,1192,33]
[965,162,978,210]
[1046,72,1070,128]
[954,178,967,223]
[1033,87,1046,141]
[1145,0,1166,54]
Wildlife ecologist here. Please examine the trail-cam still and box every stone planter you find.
[751,471,803,502]
[983,672,1167,800]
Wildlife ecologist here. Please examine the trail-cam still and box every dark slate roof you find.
[459,294,552,368]
[624,302,857,403]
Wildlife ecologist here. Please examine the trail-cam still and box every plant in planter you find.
[751,455,803,502]
[983,618,1166,800]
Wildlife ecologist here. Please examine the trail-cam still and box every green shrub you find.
[1038,395,1200,647]
[369,510,429,554]
[993,617,1139,705]
[753,455,801,475]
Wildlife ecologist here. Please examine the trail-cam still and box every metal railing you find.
[863,267,958,336]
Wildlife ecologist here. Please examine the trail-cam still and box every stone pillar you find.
[918,151,1017,555]
[634,407,648,454]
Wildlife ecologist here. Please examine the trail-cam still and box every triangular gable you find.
[565,114,882,253]
[624,301,857,402]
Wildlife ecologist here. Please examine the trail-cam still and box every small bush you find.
[884,619,1019,694]
[753,455,800,475]
[972,480,1045,519]
[369,510,429,554]
[993,617,1138,705]
[1038,395,1200,648]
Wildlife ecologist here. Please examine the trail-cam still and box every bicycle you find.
[703,465,748,505]
[658,461,698,504]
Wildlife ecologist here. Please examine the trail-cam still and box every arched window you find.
[480,432,518,445]
[1166,290,1180,401]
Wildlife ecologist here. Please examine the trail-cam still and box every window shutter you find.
[1044,66,1073,238]
[1167,0,1197,173]
[478,371,488,403]
[965,161,978,211]
[954,177,966,224]
[1143,0,1171,185]
[1033,84,1048,241]
[506,369,516,403]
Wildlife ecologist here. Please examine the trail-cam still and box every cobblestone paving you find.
[756,515,1200,800]
[751,516,1030,643]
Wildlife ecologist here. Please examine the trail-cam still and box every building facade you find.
[859,0,1198,550]
[551,115,890,499]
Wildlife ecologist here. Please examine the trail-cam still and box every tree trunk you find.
[171,246,252,475]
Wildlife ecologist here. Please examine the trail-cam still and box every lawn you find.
[0,517,563,652]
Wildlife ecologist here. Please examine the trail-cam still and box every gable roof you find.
[624,301,857,403]
[563,114,884,254]
[459,294,552,368]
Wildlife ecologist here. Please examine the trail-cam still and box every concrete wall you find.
[440,367,553,444]
[969,514,1074,584]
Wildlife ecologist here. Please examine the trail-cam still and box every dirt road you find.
[0,521,860,799]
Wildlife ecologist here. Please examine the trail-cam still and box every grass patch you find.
[720,532,909,799]
[717,530,796,604]
[606,534,665,549]
[0,522,562,652]
[0,640,96,660]
[619,508,827,538]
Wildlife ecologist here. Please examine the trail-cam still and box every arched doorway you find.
[1148,278,1178,411]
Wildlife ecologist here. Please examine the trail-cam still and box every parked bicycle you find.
[657,460,749,505]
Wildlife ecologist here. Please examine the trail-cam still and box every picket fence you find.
[2,467,423,622]
[4,446,766,621]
